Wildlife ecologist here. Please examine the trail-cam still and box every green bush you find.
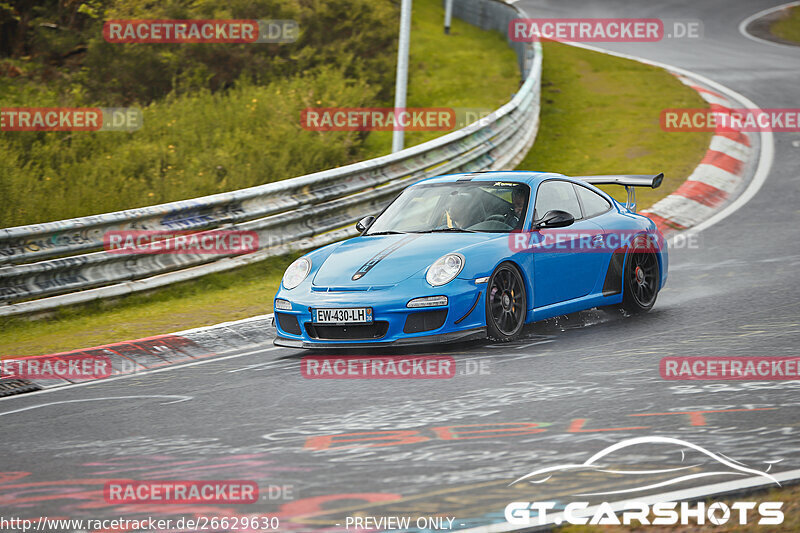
[0,68,377,226]
[1,0,398,104]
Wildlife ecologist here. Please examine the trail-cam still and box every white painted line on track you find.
[0,395,192,418]
[514,340,555,350]
[227,347,286,373]
[739,1,800,49]
[695,90,733,107]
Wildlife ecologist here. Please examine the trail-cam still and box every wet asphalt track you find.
[1,0,799,531]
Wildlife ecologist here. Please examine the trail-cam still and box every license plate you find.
[313,307,373,324]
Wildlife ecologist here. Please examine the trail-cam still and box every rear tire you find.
[620,241,659,314]
[486,263,527,341]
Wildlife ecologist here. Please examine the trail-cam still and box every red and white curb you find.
[558,41,771,241]
[642,76,754,235]
[0,313,275,395]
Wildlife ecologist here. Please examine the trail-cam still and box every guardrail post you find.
[392,0,413,153]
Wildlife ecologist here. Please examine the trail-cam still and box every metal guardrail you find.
[0,0,541,317]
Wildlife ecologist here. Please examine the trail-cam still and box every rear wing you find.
[574,173,664,212]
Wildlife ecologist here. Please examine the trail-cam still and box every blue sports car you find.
[273,171,668,348]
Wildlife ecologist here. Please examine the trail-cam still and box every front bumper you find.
[274,327,486,349]
[272,276,486,349]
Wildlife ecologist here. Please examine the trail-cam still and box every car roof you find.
[415,171,569,187]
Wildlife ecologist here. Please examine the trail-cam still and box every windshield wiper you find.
[366,231,406,236]
[415,228,476,233]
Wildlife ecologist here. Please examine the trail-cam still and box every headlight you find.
[274,298,292,310]
[407,296,448,308]
[283,257,311,289]
[426,253,464,286]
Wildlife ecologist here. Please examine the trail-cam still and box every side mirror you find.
[356,215,376,233]
[534,210,574,229]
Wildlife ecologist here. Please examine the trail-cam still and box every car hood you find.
[312,233,493,287]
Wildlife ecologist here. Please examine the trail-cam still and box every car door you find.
[573,183,617,295]
[531,179,603,307]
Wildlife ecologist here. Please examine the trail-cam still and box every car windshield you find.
[366,180,530,234]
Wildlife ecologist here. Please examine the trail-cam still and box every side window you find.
[534,180,582,221]
[575,185,612,218]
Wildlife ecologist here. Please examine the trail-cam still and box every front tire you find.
[620,243,659,314]
[486,262,527,341]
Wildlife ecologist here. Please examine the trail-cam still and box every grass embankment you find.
[516,41,711,207]
[0,0,518,357]
[362,0,519,154]
[1,70,380,225]
[770,6,800,44]
[556,483,800,533]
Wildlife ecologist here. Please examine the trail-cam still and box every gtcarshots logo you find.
[505,500,783,526]
[505,436,784,526]
[104,480,258,504]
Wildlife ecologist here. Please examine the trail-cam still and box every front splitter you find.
[273,327,486,350]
